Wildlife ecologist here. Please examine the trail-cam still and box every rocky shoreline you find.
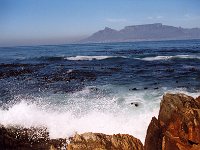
[145,93,200,150]
[1,93,200,150]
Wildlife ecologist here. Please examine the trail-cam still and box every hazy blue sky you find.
[0,0,200,46]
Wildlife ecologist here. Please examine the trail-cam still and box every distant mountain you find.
[80,23,200,43]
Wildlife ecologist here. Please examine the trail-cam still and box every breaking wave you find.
[65,55,126,61]
[138,55,200,61]
[0,86,199,143]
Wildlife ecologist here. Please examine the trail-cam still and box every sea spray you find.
[0,85,199,143]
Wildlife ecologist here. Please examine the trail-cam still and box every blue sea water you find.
[0,40,200,142]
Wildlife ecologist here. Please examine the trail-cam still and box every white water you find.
[65,55,126,61]
[0,86,199,143]
[138,55,200,61]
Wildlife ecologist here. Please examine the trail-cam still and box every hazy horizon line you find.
[1,22,200,47]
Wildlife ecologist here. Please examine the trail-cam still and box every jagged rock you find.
[0,126,143,150]
[144,117,162,150]
[3,93,200,150]
[67,132,144,150]
[0,125,66,150]
[145,93,200,150]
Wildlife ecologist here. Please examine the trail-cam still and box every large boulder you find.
[145,93,200,150]
[67,132,144,150]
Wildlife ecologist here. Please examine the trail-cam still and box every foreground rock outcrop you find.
[68,132,143,150]
[0,126,143,150]
[145,93,200,150]
[0,126,66,150]
[1,93,200,150]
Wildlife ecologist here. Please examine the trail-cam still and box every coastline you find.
[1,92,200,150]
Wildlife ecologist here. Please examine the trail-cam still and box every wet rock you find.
[130,88,138,91]
[89,87,99,92]
[154,87,159,90]
[0,125,66,150]
[189,67,197,72]
[166,68,174,72]
[0,63,30,68]
[144,117,162,150]
[145,93,200,150]
[68,132,144,150]
[144,87,148,90]
[0,68,33,78]
[0,63,46,79]
[108,67,122,72]
[0,126,143,150]
[131,102,139,107]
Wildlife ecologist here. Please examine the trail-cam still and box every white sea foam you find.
[65,55,125,61]
[0,87,199,143]
[0,101,158,142]
[138,55,200,61]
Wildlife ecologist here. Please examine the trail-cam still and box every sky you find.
[0,0,200,46]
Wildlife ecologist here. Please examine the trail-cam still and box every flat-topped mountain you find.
[80,23,200,43]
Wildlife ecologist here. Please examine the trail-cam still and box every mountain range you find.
[80,23,200,43]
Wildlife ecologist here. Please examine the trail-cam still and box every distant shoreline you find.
[1,38,200,48]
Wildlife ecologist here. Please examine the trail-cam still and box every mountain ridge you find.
[80,23,200,43]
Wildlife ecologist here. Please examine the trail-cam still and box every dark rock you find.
[166,68,174,72]
[189,67,197,72]
[0,68,33,79]
[108,67,122,72]
[0,63,46,79]
[89,87,99,91]
[130,88,138,91]
[0,126,66,150]
[131,102,139,107]
[144,87,148,90]
[0,63,30,68]
[135,103,139,107]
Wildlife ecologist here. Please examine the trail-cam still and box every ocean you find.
[0,40,200,142]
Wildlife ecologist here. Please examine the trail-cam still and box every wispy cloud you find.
[182,14,200,21]
[106,18,127,23]
[147,16,164,20]
[156,16,163,19]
